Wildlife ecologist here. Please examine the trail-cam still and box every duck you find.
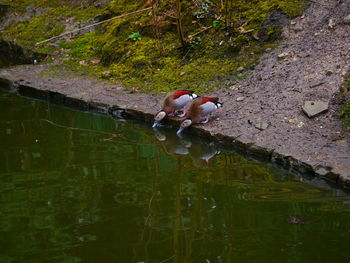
[153,90,197,128]
[153,128,220,166]
[177,97,222,134]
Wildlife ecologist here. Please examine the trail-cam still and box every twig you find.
[190,26,213,38]
[175,0,185,47]
[151,0,163,55]
[40,118,120,137]
[35,7,152,46]
[192,0,200,7]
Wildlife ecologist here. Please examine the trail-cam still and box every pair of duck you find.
[153,90,223,134]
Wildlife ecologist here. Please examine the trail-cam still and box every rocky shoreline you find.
[0,60,349,188]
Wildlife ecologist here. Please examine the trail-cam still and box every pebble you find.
[344,14,350,24]
[236,96,245,102]
[254,122,269,131]
[297,121,305,128]
[277,52,289,59]
[237,66,244,72]
[328,19,336,29]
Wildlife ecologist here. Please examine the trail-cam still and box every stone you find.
[302,101,329,118]
[325,70,333,75]
[293,26,303,32]
[254,122,269,131]
[236,96,245,102]
[297,121,305,128]
[277,52,289,59]
[328,19,336,29]
[0,2,9,9]
[237,66,244,72]
[344,14,350,24]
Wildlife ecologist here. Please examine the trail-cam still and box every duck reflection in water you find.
[153,128,220,166]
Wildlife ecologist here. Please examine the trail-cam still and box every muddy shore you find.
[1,0,350,186]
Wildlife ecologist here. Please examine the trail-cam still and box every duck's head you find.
[176,118,192,135]
[215,101,223,108]
[153,110,166,128]
[189,91,198,100]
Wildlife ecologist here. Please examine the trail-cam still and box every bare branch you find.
[35,7,152,46]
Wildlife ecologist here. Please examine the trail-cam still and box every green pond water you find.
[1,90,350,263]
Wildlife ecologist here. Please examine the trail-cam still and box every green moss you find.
[2,2,103,53]
[4,0,307,94]
[1,0,103,13]
[277,0,309,18]
[43,0,305,94]
[61,31,97,60]
[0,0,43,12]
[3,8,66,51]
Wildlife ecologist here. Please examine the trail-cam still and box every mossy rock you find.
[0,1,9,17]
[0,38,45,66]
[0,2,10,9]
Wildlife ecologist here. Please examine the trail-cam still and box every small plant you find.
[128,32,141,41]
[212,20,221,28]
[193,0,213,18]
[191,37,202,46]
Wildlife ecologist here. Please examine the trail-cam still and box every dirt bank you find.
[0,0,350,186]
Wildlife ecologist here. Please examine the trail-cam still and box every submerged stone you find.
[302,101,328,118]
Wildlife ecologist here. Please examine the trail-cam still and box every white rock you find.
[328,19,336,29]
[278,52,289,59]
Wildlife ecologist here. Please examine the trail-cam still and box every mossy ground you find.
[1,0,102,53]
[1,0,308,94]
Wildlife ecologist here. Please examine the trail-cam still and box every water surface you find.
[1,90,350,263]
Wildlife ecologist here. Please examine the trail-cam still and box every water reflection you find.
[1,91,350,263]
[153,128,220,166]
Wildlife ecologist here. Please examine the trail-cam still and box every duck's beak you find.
[152,121,160,128]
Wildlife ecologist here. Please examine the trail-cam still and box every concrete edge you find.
[1,76,349,188]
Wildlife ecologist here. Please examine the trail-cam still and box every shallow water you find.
[1,90,350,263]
